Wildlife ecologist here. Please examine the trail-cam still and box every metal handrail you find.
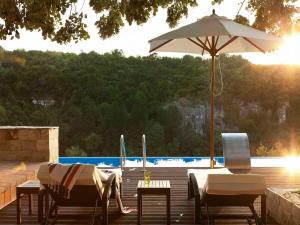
[120,135,126,170]
[141,134,147,171]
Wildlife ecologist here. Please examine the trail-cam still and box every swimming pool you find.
[59,157,290,167]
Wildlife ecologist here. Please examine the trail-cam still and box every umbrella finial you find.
[212,9,216,15]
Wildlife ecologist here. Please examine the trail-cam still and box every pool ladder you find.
[120,134,147,171]
[120,135,126,171]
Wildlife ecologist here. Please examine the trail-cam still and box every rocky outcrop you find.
[167,98,289,135]
[167,98,224,135]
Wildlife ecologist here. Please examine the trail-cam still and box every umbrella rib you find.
[201,38,208,55]
[195,37,210,52]
[187,38,210,53]
[149,39,173,52]
[204,36,212,49]
[214,36,220,49]
[242,37,265,53]
[196,37,211,51]
[216,36,238,52]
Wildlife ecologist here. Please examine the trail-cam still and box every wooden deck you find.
[0,162,44,209]
[0,167,300,225]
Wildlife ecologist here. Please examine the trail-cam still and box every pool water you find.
[59,157,289,167]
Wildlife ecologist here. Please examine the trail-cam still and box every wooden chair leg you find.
[138,194,142,225]
[205,204,211,225]
[167,191,171,225]
[188,176,194,199]
[194,195,201,224]
[43,201,56,225]
[249,204,261,225]
[45,193,49,214]
[102,202,109,225]
[17,191,22,224]
[28,194,33,215]
[261,194,267,225]
[38,191,44,223]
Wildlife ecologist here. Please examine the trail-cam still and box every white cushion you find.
[187,168,232,195]
[206,174,266,195]
[188,168,266,196]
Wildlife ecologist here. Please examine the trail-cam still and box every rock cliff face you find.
[277,102,289,124]
[167,98,224,135]
[168,98,288,135]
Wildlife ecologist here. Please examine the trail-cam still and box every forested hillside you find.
[0,47,299,156]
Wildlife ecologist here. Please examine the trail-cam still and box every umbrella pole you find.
[210,53,216,168]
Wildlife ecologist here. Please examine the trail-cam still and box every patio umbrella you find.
[149,10,282,168]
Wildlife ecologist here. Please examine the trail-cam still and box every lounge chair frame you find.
[188,173,266,225]
[41,173,116,225]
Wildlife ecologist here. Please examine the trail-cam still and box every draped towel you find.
[48,163,85,198]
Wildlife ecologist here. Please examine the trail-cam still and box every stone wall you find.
[0,126,59,162]
[267,188,300,225]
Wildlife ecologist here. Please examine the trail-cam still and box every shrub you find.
[65,146,87,157]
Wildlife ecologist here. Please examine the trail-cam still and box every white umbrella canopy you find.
[149,10,282,168]
[149,11,281,55]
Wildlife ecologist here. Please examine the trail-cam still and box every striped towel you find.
[48,163,84,199]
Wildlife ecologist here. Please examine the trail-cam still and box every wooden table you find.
[137,180,171,225]
[16,180,48,224]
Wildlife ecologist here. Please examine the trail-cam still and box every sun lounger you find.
[38,164,122,225]
[188,168,266,225]
[187,133,266,224]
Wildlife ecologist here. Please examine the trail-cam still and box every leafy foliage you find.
[0,0,197,42]
[214,0,299,34]
[0,48,300,156]
[0,0,298,43]
[65,146,88,157]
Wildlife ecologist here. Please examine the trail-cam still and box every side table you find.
[16,180,49,224]
[137,180,171,225]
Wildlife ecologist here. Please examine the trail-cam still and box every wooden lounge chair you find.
[38,164,119,225]
[187,133,267,225]
[188,170,266,225]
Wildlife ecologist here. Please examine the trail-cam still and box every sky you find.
[0,0,299,65]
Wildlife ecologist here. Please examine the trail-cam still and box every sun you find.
[284,156,300,173]
[275,34,300,65]
[245,34,300,65]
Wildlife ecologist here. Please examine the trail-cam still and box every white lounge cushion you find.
[187,168,232,195]
[188,168,266,196]
[205,174,266,195]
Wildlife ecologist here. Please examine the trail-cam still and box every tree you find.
[85,132,103,153]
[146,122,165,154]
[0,48,299,156]
[215,0,300,35]
[65,146,88,157]
[0,0,298,43]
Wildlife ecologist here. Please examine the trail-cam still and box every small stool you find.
[16,180,48,224]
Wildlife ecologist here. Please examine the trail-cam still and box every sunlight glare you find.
[284,156,300,172]
[276,34,300,64]
[246,34,300,65]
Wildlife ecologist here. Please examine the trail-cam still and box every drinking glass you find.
[144,171,151,187]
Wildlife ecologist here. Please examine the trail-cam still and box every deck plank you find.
[0,167,299,225]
